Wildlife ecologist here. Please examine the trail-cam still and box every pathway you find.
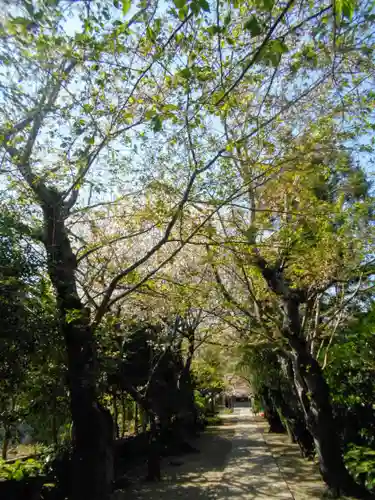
[115,407,326,499]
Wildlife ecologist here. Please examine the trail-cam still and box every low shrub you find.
[0,458,44,481]
[344,444,375,491]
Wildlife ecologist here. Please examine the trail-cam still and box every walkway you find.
[116,407,326,499]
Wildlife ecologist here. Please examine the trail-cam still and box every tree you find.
[1,0,374,497]
[206,124,374,496]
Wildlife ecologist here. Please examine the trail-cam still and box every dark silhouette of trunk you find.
[261,388,285,433]
[178,333,198,432]
[2,425,11,460]
[255,254,375,498]
[134,402,139,434]
[42,198,113,500]
[51,393,58,445]
[271,386,314,457]
[286,298,374,498]
[269,359,315,458]
[146,416,161,481]
[141,407,148,433]
[113,392,119,439]
[51,414,58,446]
[210,393,216,414]
[121,395,127,437]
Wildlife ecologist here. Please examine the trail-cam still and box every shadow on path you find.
[115,413,326,499]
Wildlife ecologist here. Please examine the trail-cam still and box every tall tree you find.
[1,0,374,497]
[206,125,374,496]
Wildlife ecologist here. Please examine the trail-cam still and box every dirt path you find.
[115,408,326,499]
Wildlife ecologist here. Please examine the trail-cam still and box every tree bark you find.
[113,392,119,439]
[2,425,11,460]
[51,394,58,445]
[270,369,314,457]
[255,254,375,498]
[134,402,139,434]
[146,415,161,481]
[121,395,127,437]
[42,198,113,500]
[288,324,374,498]
[261,388,285,434]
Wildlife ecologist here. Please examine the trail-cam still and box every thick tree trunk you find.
[261,389,285,434]
[178,357,198,433]
[146,416,161,481]
[42,199,113,500]
[289,335,374,498]
[141,408,148,433]
[270,381,314,457]
[255,255,375,497]
[65,320,114,500]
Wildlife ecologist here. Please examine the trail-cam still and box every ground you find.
[115,405,329,499]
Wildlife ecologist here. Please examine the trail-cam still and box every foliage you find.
[345,445,375,492]
[0,458,44,481]
[0,0,373,495]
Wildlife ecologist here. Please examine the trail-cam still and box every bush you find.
[0,458,44,481]
[205,415,223,426]
[194,390,206,413]
[344,444,375,491]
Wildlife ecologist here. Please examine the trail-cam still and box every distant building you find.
[222,374,251,407]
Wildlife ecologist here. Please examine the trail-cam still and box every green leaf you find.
[207,25,221,36]
[261,0,274,11]
[244,16,262,37]
[244,226,257,243]
[179,7,187,19]
[154,18,161,34]
[173,0,186,9]
[261,39,289,66]
[199,0,211,12]
[342,0,355,19]
[122,0,131,15]
[151,116,163,132]
[162,104,179,112]
[272,39,289,54]
[190,2,200,15]
[179,67,191,79]
[11,17,33,26]
[146,26,155,41]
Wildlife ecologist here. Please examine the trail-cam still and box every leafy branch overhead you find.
[0,0,374,499]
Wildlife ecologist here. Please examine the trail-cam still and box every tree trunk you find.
[65,322,114,500]
[113,392,119,439]
[51,394,58,445]
[289,334,374,498]
[146,415,161,481]
[2,425,11,460]
[210,393,215,414]
[121,395,127,437]
[261,388,285,434]
[42,199,113,500]
[270,383,314,457]
[141,408,148,433]
[134,402,139,434]
[255,256,375,497]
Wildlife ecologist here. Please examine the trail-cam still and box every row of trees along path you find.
[0,0,374,499]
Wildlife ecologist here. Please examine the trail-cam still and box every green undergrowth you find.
[205,415,223,426]
[344,444,375,492]
[0,457,44,481]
